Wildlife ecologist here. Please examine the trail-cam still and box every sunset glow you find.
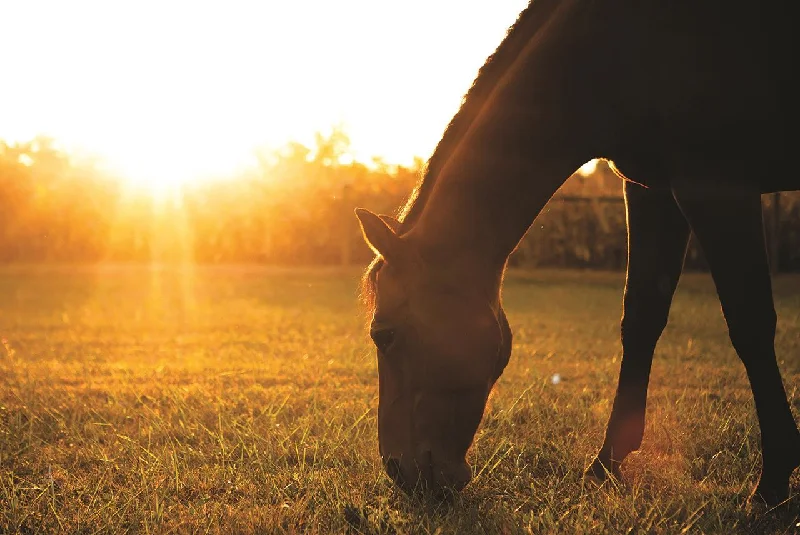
[0,0,530,190]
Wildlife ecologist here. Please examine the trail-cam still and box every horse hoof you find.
[583,456,622,487]
[748,460,798,513]
[583,471,606,488]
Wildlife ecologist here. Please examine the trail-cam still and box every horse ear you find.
[379,214,402,234]
[355,208,404,262]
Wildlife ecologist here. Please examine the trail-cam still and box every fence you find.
[505,192,800,272]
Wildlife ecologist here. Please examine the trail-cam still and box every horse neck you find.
[404,0,602,286]
[406,145,584,271]
[405,96,594,292]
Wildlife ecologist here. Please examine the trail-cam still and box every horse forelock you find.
[361,256,383,316]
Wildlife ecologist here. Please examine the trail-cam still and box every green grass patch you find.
[2,266,800,533]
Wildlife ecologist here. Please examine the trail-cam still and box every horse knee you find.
[726,307,777,363]
[620,297,671,353]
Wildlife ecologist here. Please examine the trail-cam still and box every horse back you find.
[591,1,798,191]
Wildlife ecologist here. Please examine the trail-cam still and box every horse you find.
[356,0,799,507]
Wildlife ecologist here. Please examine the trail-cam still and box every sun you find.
[100,130,262,199]
[113,159,193,199]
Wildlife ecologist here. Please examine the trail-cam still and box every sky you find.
[0,0,531,186]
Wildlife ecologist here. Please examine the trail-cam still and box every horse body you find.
[604,2,797,193]
[357,0,800,505]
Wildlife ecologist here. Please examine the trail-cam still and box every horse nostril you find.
[432,460,472,495]
[451,468,472,491]
[419,450,434,487]
[384,457,403,486]
[420,449,432,466]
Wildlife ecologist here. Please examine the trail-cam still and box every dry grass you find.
[2,265,800,534]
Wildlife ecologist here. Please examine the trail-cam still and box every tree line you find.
[2,133,800,270]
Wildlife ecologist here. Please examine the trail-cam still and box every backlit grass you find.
[2,266,800,533]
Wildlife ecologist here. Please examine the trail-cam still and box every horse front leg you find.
[671,177,800,508]
[585,181,690,483]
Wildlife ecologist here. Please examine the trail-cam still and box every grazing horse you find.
[356,0,799,506]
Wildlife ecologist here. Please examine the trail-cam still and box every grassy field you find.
[2,266,800,534]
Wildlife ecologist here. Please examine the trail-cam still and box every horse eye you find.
[370,328,396,353]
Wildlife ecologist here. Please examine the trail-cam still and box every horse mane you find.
[361,0,559,312]
[398,0,561,230]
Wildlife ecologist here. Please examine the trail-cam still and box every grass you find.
[1,265,800,534]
